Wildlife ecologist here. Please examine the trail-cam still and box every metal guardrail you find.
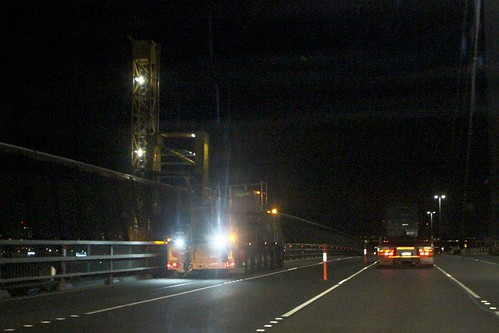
[284,243,362,260]
[0,240,167,288]
[457,247,499,256]
[0,240,362,290]
[460,247,489,255]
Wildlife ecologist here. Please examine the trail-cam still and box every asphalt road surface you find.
[1,255,498,332]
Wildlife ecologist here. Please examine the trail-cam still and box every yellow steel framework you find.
[128,39,211,240]
[130,38,160,176]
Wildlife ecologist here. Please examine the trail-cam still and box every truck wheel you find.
[244,249,253,274]
[269,248,276,269]
[277,247,284,268]
[255,250,263,271]
[244,250,251,274]
[244,257,250,274]
[263,248,270,270]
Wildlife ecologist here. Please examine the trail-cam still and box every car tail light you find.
[418,247,433,257]
[167,262,179,269]
[224,261,236,268]
[379,249,395,257]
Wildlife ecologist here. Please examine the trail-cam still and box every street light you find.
[427,211,436,246]
[269,208,278,215]
[434,195,446,242]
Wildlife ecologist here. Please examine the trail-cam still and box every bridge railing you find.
[0,240,167,289]
[1,240,362,291]
[284,243,362,260]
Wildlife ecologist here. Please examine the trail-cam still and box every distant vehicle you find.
[378,202,434,268]
[167,183,285,275]
[378,237,434,268]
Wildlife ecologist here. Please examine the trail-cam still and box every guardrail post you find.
[129,244,132,269]
[110,244,114,272]
[56,245,69,291]
[86,244,91,273]
[106,244,118,285]
[61,245,67,275]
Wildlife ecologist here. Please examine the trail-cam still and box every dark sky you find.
[1,1,490,235]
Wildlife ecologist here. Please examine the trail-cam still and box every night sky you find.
[1,1,490,236]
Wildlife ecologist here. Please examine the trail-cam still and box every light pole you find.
[427,211,436,246]
[434,195,446,243]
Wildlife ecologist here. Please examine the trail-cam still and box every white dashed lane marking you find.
[255,261,378,331]
[436,265,499,317]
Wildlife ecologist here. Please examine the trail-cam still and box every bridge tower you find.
[128,38,161,240]
[128,38,212,241]
[130,38,161,177]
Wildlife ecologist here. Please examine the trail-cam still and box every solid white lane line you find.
[88,268,294,314]
[87,257,361,315]
[159,282,197,289]
[479,260,499,266]
[466,258,499,266]
[245,257,357,282]
[435,265,481,298]
[282,261,377,318]
[243,269,293,281]
[86,282,225,315]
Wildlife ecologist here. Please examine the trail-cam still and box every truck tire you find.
[269,248,276,269]
[255,249,263,272]
[244,248,252,274]
[245,247,258,274]
[277,246,284,268]
[263,248,270,270]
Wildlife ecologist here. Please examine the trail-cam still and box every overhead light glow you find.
[134,76,145,85]
[173,238,185,248]
[228,233,237,243]
[212,234,229,248]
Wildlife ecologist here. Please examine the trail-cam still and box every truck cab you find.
[166,183,285,275]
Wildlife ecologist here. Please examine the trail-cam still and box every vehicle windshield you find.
[1,1,498,333]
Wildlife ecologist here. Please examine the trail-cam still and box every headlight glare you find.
[212,234,229,248]
[173,238,185,248]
